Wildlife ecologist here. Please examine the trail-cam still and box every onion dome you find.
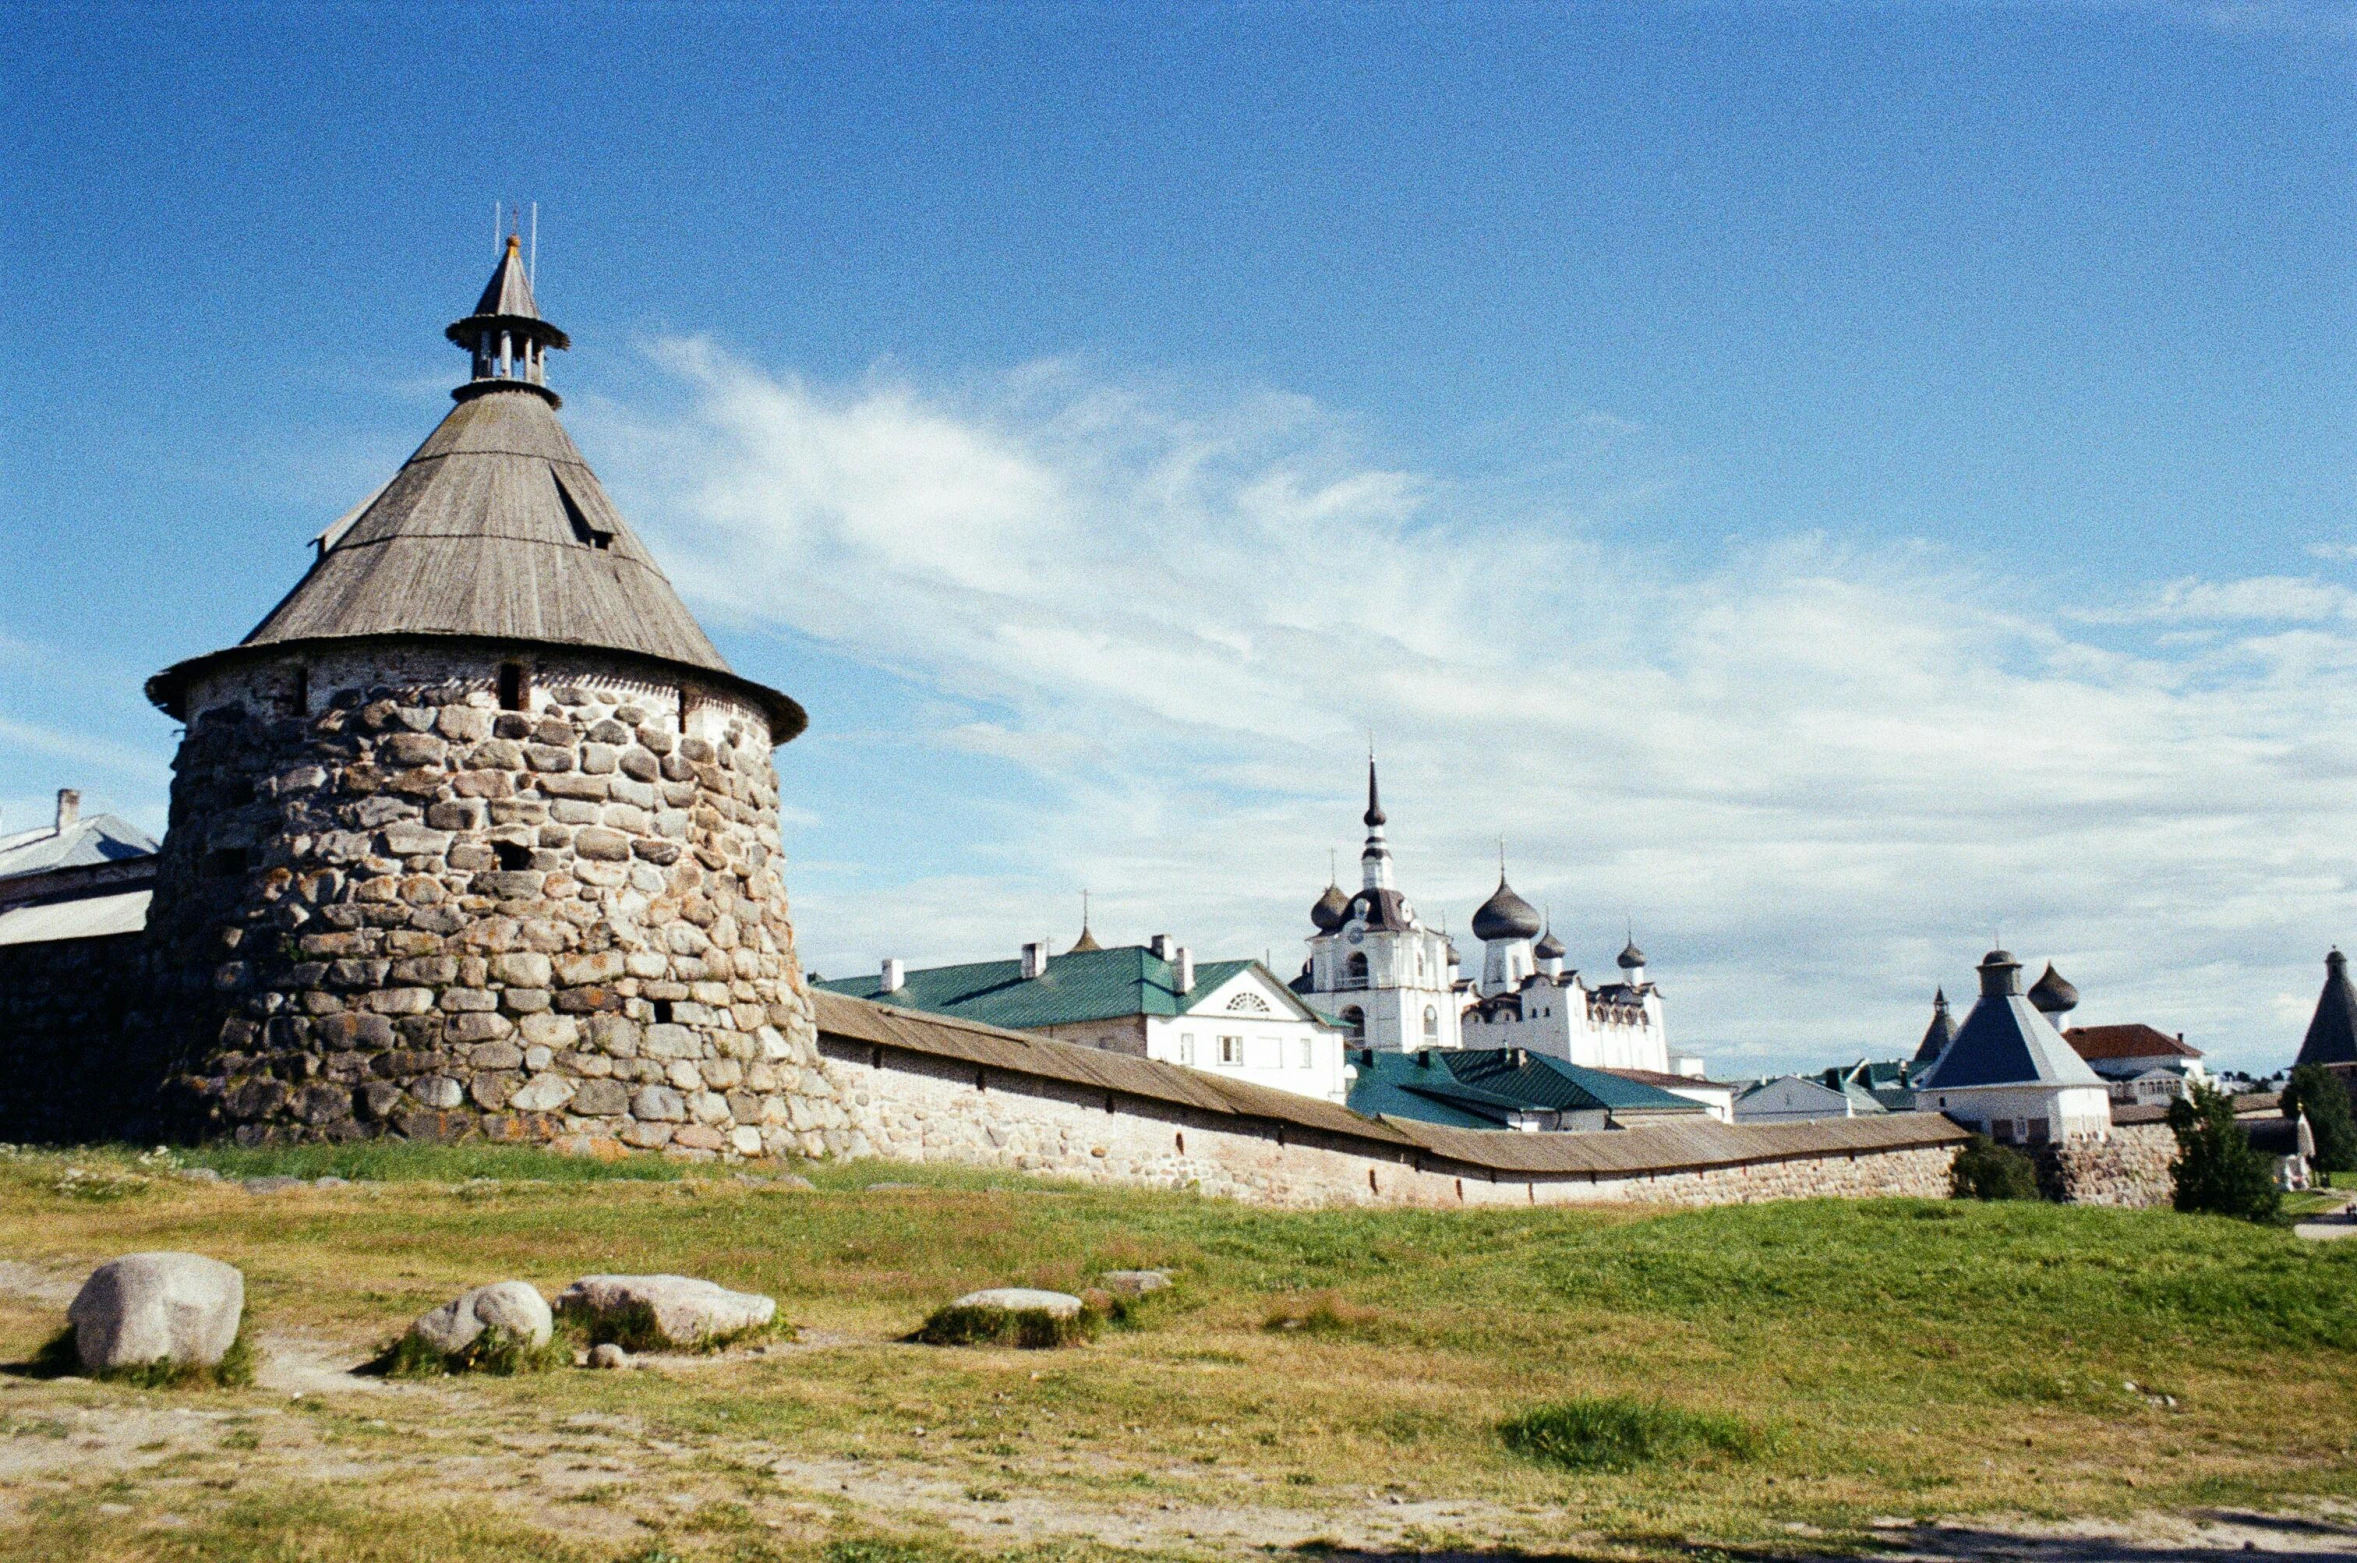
[1311,882,1350,932]
[1534,928,1566,961]
[1471,877,1542,941]
[1066,924,1102,954]
[1618,938,1646,970]
[2026,963,2079,1018]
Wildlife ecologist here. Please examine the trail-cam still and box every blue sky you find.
[3,3,2353,1075]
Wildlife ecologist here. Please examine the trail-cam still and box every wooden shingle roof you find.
[149,255,803,737]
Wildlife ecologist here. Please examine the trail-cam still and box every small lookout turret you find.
[446,232,571,401]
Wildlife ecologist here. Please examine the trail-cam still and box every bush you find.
[2168,1084,2283,1223]
[1951,1135,2040,1200]
[2281,1064,2357,1175]
[1499,1395,1758,1471]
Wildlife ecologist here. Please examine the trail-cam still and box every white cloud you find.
[589,346,2357,1076]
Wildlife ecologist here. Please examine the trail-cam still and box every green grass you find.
[1,1141,2353,1561]
[911,1302,1099,1349]
[1500,1395,1762,1471]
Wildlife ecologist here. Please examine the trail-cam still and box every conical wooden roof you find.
[2296,949,2357,1068]
[149,250,799,737]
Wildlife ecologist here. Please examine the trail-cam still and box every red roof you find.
[2064,1023,2202,1062]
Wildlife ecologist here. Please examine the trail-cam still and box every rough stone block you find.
[634,838,683,866]
[509,1075,576,1113]
[524,745,575,773]
[621,1120,674,1148]
[472,870,545,900]
[588,1015,641,1057]
[642,1023,699,1060]
[381,732,448,767]
[580,744,619,775]
[450,770,513,800]
[573,826,630,861]
[535,774,610,802]
[366,987,438,1016]
[425,799,486,831]
[437,707,494,743]
[391,956,459,986]
[413,1076,465,1110]
[672,1123,728,1151]
[469,1071,519,1109]
[296,1083,353,1124]
[572,1078,630,1116]
[315,1012,395,1051]
[69,1254,245,1372]
[440,987,497,1012]
[448,1012,516,1044]
[631,1085,687,1122]
[518,1012,579,1049]
[489,952,553,987]
[502,988,553,1015]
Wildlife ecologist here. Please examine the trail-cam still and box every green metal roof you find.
[1347,1047,1706,1129]
[815,947,1318,1032]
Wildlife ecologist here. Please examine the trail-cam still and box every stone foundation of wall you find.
[2036,1121,2175,1208]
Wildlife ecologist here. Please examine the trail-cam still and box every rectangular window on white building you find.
[1297,1038,1314,1068]
[1180,1033,1195,1065]
[1218,1036,1243,1066]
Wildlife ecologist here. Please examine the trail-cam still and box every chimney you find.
[54,789,80,832]
[1021,941,1049,980]
[879,957,904,994]
[1175,947,1194,995]
[1149,933,1175,961]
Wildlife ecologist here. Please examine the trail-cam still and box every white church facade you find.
[1293,764,1465,1053]
[1292,763,1697,1079]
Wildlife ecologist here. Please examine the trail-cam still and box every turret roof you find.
[1911,988,1956,1067]
[147,248,801,737]
[2296,948,2357,1067]
[1917,952,2105,1091]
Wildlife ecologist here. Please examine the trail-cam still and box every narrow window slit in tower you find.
[498,663,527,712]
[203,848,248,879]
[652,999,674,1025]
[553,472,612,549]
[286,666,308,717]
[493,840,534,871]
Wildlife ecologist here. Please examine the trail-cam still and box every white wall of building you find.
[1145,966,1354,1104]
[1920,1082,2112,1144]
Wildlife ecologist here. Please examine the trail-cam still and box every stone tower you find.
[139,236,860,1158]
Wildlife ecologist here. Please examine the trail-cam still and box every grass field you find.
[1,1142,2353,1563]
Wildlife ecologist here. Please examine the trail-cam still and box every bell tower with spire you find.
[1298,758,1461,1053]
[135,239,861,1158]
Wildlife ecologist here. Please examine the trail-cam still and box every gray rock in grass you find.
[950,1288,1084,1318]
[68,1253,244,1371]
[241,1176,305,1194]
[556,1275,775,1347]
[587,1342,631,1370]
[1098,1271,1172,1298]
[411,1281,552,1355]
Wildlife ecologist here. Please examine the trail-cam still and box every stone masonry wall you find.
[140,645,857,1157]
[821,1038,1961,1209]
[2035,1121,2175,1208]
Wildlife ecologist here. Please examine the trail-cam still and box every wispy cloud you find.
[589,345,2357,1075]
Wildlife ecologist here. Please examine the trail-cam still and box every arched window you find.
[1423,1006,1439,1043]
[1344,952,1369,989]
[1341,1007,1365,1042]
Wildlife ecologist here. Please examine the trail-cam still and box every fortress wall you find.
[2033,1120,2176,1208]
[818,1035,1960,1209]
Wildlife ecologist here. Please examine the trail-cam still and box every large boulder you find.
[411,1281,552,1356]
[555,1274,775,1348]
[68,1253,244,1372]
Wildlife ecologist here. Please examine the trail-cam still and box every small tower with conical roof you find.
[137,240,855,1156]
[1912,988,1957,1071]
[1916,949,2111,1144]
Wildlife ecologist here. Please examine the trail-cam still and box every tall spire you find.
[1359,753,1393,890]
[1067,889,1101,954]
[445,231,571,406]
